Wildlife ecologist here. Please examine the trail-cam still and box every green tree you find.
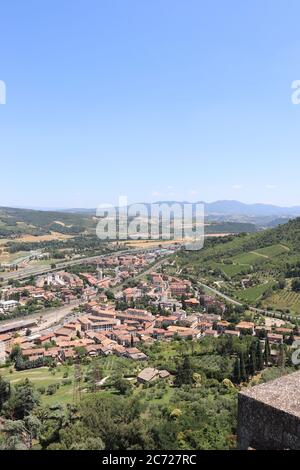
[232,357,241,384]
[175,356,194,386]
[2,379,40,420]
[256,340,264,371]
[264,337,270,366]
[239,353,247,382]
[0,376,11,412]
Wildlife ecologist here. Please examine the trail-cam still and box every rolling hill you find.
[176,218,300,314]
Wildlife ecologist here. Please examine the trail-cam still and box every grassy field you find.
[234,282,274,302]
[0,250,30,264]
[15,232,73,243]
[211,262,250,277]
[230,252,267,266]
[0,355,142,406]
[0,366,76,405]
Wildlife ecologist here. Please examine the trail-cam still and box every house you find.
[22,348,45,359]
[203,329,219,338]
[137,367,170,384]
[170,282,188,296]
[167,325,201,339]
[236,321,255,334]
[155,315,178,328]
[224,330,240,338]
[39,333,56,345]
[267,333,284,345]
[185,298,200,308]
[124,347,148,361]
[217,320,230,333]
[54,327,77,340]
[0,300,19,312]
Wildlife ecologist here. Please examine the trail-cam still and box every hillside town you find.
[1,246,299,372]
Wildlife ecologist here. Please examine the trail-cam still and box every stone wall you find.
[237,371,300,450]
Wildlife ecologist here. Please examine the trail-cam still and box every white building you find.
[0,300,19,312]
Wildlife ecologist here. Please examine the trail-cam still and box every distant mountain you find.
[201,200,300,217]
[19,199,300,218]
[60,200,300,218]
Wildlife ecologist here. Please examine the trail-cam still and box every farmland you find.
[175,219,300,313]
[262,289,300,315]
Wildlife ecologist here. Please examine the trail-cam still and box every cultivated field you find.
[262,289,300,315]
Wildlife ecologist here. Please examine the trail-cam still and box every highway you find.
[0,244,179,283]
[0,247,174,333]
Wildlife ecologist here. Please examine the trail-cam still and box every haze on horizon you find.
[1,0,300,208]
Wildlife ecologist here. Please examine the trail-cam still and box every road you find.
[0,300,82,332]
[0,247,174,334]
[0,252,126,282]
[0,245,177,283]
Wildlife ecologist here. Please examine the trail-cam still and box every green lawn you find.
[0,356,141,406]
[231,252,266,266]
[253,244,290,258]
[234,282,273,302]
[212,262,250,277]
[0,365,78,405]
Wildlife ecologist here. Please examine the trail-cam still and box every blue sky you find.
[1,0,300,208]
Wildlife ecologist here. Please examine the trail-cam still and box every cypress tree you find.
[278,344,286,368]
[249,349,256,376]
[175,356,193,386]
[264,337,270,366]
[240,353,247,382]
[233,357,241,384]
[256,340,264,371]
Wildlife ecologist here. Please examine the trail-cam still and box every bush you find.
[46,384,58,395]
[62,379,72,386]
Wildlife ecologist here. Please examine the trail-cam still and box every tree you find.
[0,376,11,412]
[278,344,286,368]
[239,353,247,382]
[256,340,264,371]
[175,356,194,386]
[232,357,241,384]
[2,379,40,420]
[113,376,132,396]
[248,348,256,377]
[9,345,22,363]
[264,337,271,366]
[292,279,300,292]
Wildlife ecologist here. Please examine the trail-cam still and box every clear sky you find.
[1,0,300,208]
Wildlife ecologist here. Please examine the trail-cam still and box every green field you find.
[234,282,274,303]
[0,366,77,405]
[230,252,267,266]
[0,355,143,406]
[212,262,251,277]
[253,244,290,257]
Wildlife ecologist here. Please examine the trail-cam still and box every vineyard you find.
[262,289,300,315]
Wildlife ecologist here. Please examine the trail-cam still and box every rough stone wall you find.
[237,393,300,450]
